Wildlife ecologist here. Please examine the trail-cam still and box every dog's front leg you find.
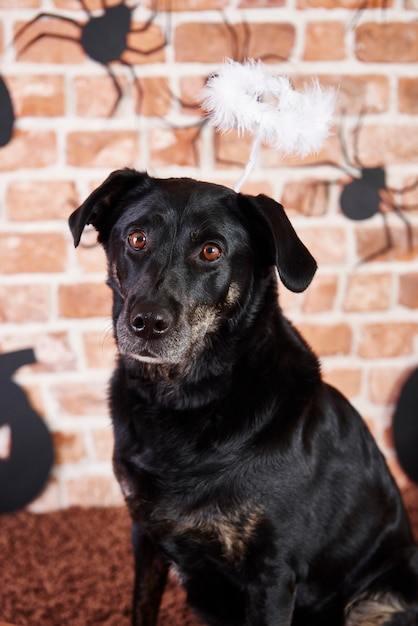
[246,570,296,626]
[131,520,169,626]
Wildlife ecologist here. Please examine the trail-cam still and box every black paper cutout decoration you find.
[296,112,418,262]
[0,349,54,513]
[14,0,169,116]
[0,75,15,147]
[393,367,418,484]
[338,116,417,261]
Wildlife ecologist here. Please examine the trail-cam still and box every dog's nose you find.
[130,303,173,339]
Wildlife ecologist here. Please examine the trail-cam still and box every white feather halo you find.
[200,59,336,191]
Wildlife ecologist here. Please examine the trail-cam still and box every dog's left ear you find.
[69,169,152,247]
[240,193,317,293]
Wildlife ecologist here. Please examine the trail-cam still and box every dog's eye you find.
[201,243,222,262]
[128,231,146,250]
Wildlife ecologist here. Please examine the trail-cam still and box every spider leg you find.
[351,107,368,170]
[387,176,418,195]
[156,118,206,166]
[121,62,144,114]
[125,40,166,56]
[103,65,123,117]
[391,202,414,252]
[242,20,251,61]
[347,0,389,33]
[14,13,81,55]
[221,12,245,62]
[78,0,92,14]
[358,210,393,264]
[130,0,172,45]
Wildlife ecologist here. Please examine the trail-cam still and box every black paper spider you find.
[0,75,15,147]
[14,0,169,116]
[304,113,418,262]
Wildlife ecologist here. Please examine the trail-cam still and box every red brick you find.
[399,273,418,309]
[174,23,231,63]
[52,380,108,416]
[6,74,65,117]
[137,76,171,117]
[123,22,166,65]
[281,179,329,216]
[92,428,114,461]
[356,124,418,165]
[14,18,85,63]
[239,0,285,6]
[297,0,391,6]
[53,431,86,464]
[175,22,295,63]
[66,474,123,506]
[399,78,418,115]
[0,284,50,323]
[297,227,347,265]
[356,23,418,63]
[261,132,343,168]
[279,289,303,314]
[304,22,346,61]
[66,131,139,168]
[0,0,39,5]
[7,180,78,221]
[170,0,230,7]
[83,331,117,369]
[53,0,103,8]
[150,126,202,167]
[368,367,413,405]
[322,368,362,399]
[344,273,392,312]
[75,73,170,117]
[245,23,295,61]
[75,243,108,273]
[303,275,338,312]
[59,283,112,318]
[0,332,76,373]
[0,130,57,172]
[214,130,252,168]
[296,323,352,356]
[355,224,418,263]
[179,76,207,114]
[358,323,418,358]
[295,74,389,115]
[0,233,67,273]
[74,75,127,118]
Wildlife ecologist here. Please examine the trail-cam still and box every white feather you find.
[200,59,336,158]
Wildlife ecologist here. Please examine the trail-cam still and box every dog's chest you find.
[116,453,262,565]
[151,501,263,567]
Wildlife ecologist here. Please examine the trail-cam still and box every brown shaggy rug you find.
[0,486,417,626]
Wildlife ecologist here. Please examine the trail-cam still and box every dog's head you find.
[69,169,316,368]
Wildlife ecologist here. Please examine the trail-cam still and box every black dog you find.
[70,169,418,626]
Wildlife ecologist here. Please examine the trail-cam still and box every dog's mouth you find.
[121,348,178,365]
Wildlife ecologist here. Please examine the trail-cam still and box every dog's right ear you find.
[69,169,152,247]
[238,193,317,293]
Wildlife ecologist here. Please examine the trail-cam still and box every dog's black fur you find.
[70,169,418,626]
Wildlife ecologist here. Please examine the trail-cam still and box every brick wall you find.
[0,0,417,510]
